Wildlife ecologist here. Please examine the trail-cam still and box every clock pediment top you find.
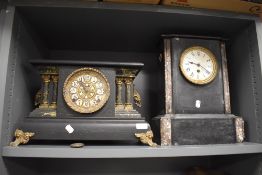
[29,59,144,69]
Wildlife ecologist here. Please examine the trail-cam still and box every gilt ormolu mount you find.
[20,60,150,141]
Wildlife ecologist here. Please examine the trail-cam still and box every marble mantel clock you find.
[152,35,245,146]
[20,60,150,141]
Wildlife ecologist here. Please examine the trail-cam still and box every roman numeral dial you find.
[179,46,218,85]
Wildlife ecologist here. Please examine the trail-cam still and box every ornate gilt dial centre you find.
[63,68,110,113]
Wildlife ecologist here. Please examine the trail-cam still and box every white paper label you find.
[195,100,201,108]
[65,124,74,134]
[136,123,148,130]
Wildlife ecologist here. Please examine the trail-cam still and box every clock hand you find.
[78,81,88,94]
[189,61,211,74]
[199,64,210,74]
[80,81,94,96]
[189,61,196,65]
[189,61,199,66]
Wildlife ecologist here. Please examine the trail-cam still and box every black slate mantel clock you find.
[20,60,150,141]
[152,35,245,145]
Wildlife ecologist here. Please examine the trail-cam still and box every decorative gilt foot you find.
[135,130,158,147]
[9,129,35,147]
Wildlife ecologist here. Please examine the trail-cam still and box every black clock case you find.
[20,60,150,142]
[152,36,239,145]
[171,37,224,114]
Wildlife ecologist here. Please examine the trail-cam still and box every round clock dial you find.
[179,46,218,85]
[63,68,110,113]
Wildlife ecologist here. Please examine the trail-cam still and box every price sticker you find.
[65,124,74,134]
[136,123,148,130]
[195,100,201,108]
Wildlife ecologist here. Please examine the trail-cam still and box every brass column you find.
[39,74,50,108]
[50,75,59,109]
[124,77,133,111]
[115,68,138,113]
[115,77,124,110]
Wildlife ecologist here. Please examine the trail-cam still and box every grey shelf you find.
[3,142,262,158]
[9,0,258,20]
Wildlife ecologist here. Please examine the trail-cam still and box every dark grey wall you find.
[37,157,211,175]
[0,6,16,175]
[2,7,44,147]
[211,154,262,175]
[228,22,262,143]
[0,6,44,175]
[15,6,251,52]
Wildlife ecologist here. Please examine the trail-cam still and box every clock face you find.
[179,46,218,85]
[63,68,110,113]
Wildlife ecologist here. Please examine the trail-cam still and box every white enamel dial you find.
[179,46,218,85]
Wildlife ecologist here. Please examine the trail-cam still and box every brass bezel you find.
[63,67,110,114]
[179,46,218,85]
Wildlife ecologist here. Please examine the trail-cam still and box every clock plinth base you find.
[29,108,56,118]
[20,117,150,141]
[152,114,240,145]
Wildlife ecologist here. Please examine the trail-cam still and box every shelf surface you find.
[3,142,262,158]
